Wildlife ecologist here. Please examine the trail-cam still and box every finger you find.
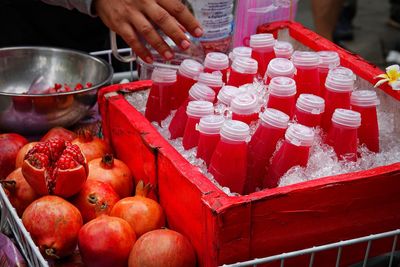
[157,0,203,37]
[129,12,174,60]
[144,4,191,50]
[118,23,154,64]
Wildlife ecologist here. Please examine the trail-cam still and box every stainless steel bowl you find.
[0,47,113,135]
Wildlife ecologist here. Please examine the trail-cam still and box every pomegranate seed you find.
[57,154,78,170]
[47,138,66,161]
[27,153,49,169]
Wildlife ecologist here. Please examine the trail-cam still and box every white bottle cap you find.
[296,94,325,114]
[285,123,315,147]
[186,100,214,117]
[331,108,361,128]
[350,90,380,107]
[249,33,275,49]
[269,77,297,97]
[197,115,225,134]
[188,83,216,102]
[198,72,224,88]
[178,59,204,80]
[274,41,294,58]
[325,67,355,92]
[229,47,253,61]
[259,108,290,129]
[204,52,229,70]
[217,85,242,106]
[231,93,259,115]
[266,58,296,78]
[220,120,250,142]
[292,51,320,67]
[151,67,177,83]
[317,51,340,69]
[231,57,259,74]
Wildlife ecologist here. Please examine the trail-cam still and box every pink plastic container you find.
[231,93,260,125]
[172,59,204,109]
[264,123,315,188]
[229,46,253,62]
[326,108,361,161]
[209,120,250,194]
[266,77,297,118]
[169,83,215,139]
[292,51,321,97]
[228,57,258,87]
[245,108,290,194]
[351,90,380,153]
[317,51,340,98]
[145,67,177,124]
[196,115,225,166]
[182,101,214,150]
[198,72,224,97]
[274,41,294,59]
[265,58,296,83]
[294,94,325,128]
[250,33,276,78]
[204,52,230,84]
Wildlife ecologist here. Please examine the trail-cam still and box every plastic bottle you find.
[198,72,224,96]
[228,57,258,87]
[172,59,204,109]
[209,120,250,194]
[321,67,355,132]
[217,85,242,106]
[266,77,297,118]
[250,33,276,78]
[203,52,230,84]
[264,123,315,188]
[326,108,361,161]
[169,83,215,139]
[196,115,225,166]
[294,94,325,128]
[182,101,214,150]
[317,51,340,97]
[231,93,260,125]
[292,51,321,97]
[229,46,253,62]
[245,108,290,193]
[265,58,296,84]
[145,67,177,124]
[350,90,380,152]
[274,41,294,59]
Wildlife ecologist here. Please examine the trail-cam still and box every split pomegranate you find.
[72,180,120,223]
[87,154,133,198]
[110,181,165,237]
[1,168,38,216]
[128,229,196,267]
[41,127,77,142]
[15,142,38,168]
[72,130,110,162]
[0,133,28,179]
[22,195,83,259]
[78,215,136,267]
[21,138,88,198]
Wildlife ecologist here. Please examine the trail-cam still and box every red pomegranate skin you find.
[22,196,83,259]
[41,127,77,142]
[78,215,136,267]
[72,180,120,223]
[0,133,28,179]
[72,130,111,162]
[128,229,197,267]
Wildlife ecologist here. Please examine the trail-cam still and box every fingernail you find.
[194,27,203,37]
[145,56,153,64]
[181,40,191,50]
[164,51,174,60]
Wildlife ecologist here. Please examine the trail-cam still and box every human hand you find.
[94,0,203,63]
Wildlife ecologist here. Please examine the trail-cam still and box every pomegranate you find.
[78,215,136,267]
[72,180,120,223]
[1,168,38,216]
[128,229,196,267]
[15,142,38,169]
[72,129,110,162]
[41,127,77,142]
[87,154,133,198]
[0,133,28,179]
[110,181,165,237]
[21,138,88,198]
[22,196,83,259]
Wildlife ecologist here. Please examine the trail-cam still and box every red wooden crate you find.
[98,22,400,266]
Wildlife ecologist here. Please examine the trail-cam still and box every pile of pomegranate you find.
[0,127,196,267]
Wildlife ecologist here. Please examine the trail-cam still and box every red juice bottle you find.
[273,41,294,59]
[229,46,252,63]
[321,67,355,132]
[169,83,215,139]
[265,58,296,84]
[198,72,224,97]
[209,120,250,194]
[266,77,297,118]
[245,108,290,194]
[292,51,321,97]
[351,90,380,152]
[317,51,340,98]
[264,123,315,188]
[204,52,229,84]
[172,59,204,110]
[217,85,241,107]
[228,57,258,87]
[145,67,176,124]
[196,115,225,166]
[326,109,361,161]
[294,94,325,128]
[231,93,260,125]
[182,101,214,150]
[250,33,276,78]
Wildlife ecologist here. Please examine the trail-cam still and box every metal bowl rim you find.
[0,46,113,97]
